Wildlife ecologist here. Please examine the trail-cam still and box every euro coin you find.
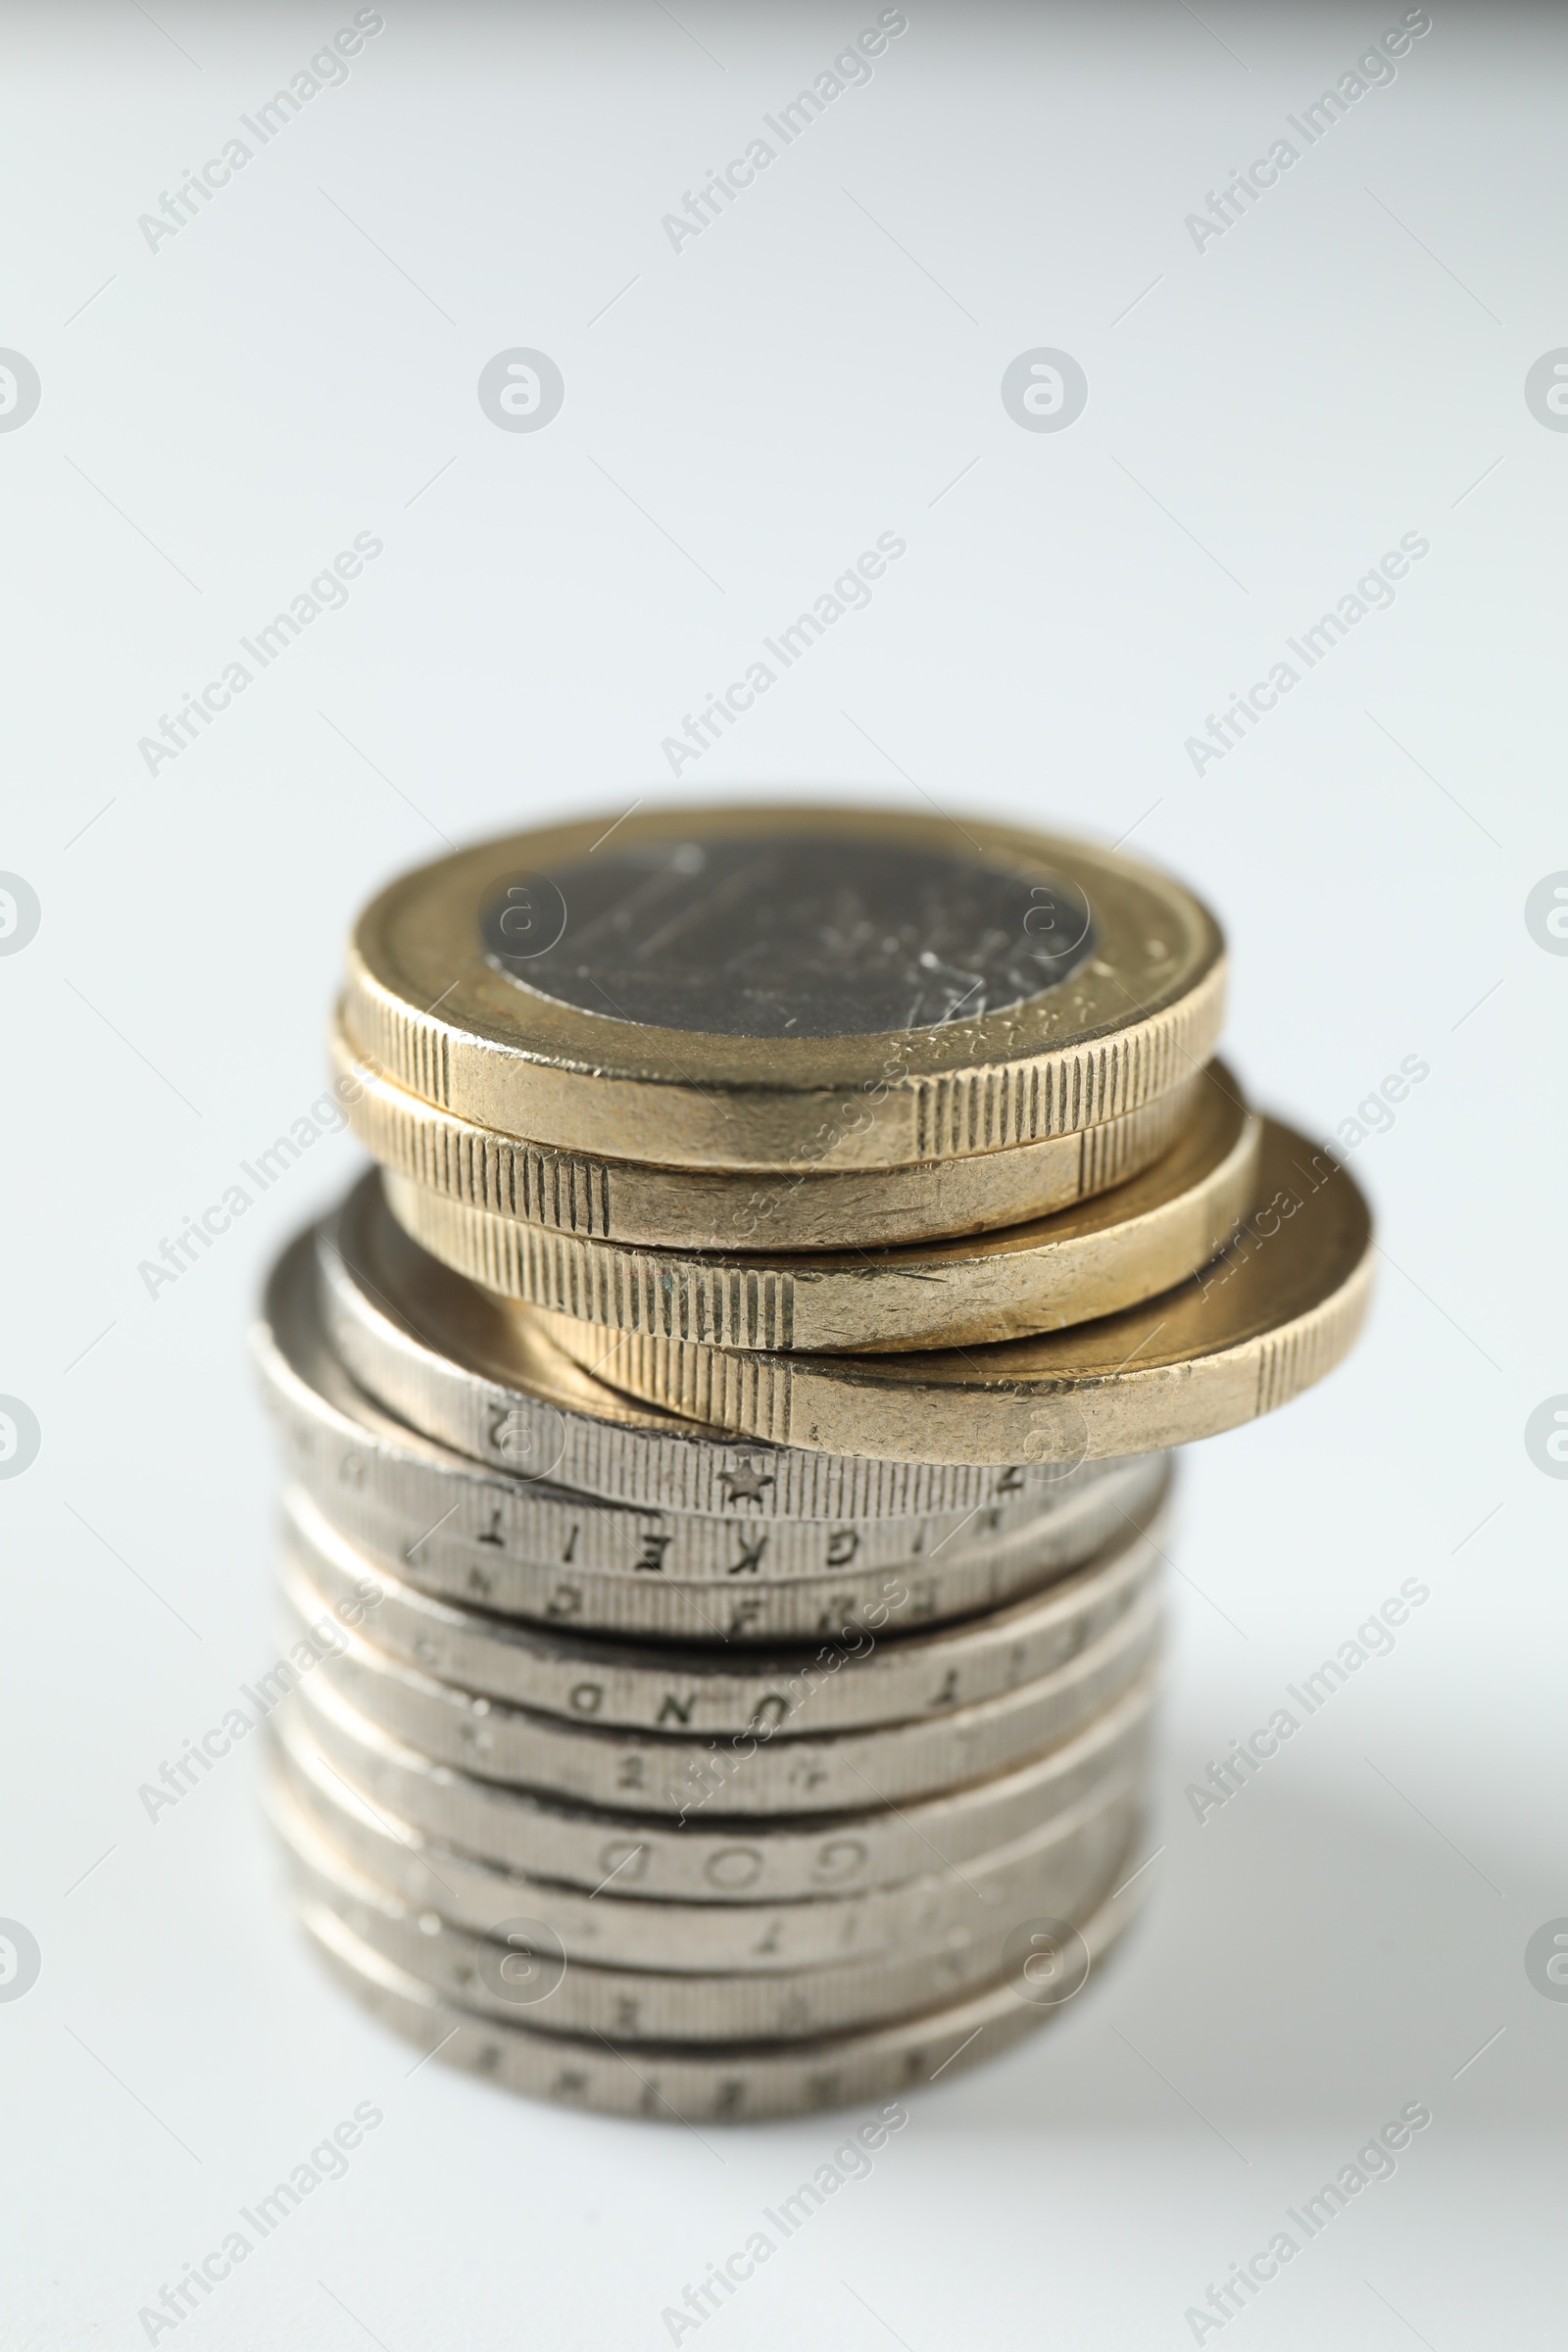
[381,1067,1259,1351]
[271,1705,1145,1975]
[270,1767,1139,2041]
[342,805,1225,1172]
[287,1663,1155,1902]
[332,1012,1207,1250]
[279,1546,1161,1814]
[256,1228,1172,1636]
[539,1118,1373,1465]
[282,1481,1164,1737]
[291,1848,1151,2120]
[319,1170,1121,1515]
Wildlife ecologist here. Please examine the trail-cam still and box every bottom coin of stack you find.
[256,1206,1171,2122]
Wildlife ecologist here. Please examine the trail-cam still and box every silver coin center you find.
[481,835,1095,1037]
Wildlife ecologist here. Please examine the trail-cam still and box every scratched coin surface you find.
[286,1665,1155,1903]
[538,1119,1374,1465]
[282,1482,1165,1737]
[257,1229,1171,1639]
[332,1014,1208,1251]
[381,1069,1258,1351]
[292,1844,1151,2121]
[270,1765,1140,2041]
[258,793,1372,2123]
[280,1547,1161,1814]
[318,1171,1118,1515]
[342,805,1225,1171]
[270,1705,1145,1975]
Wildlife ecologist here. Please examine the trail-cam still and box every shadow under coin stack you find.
[255,807,1373,2122]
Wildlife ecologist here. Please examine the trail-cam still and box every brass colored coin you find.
[540,1120,1373,1465]
[255,1234,1174,1640]
[272,1706,1143,1975]
[331,1012,1207,1250]
[261,1228,1161,1592]
[283,1481,1164,1739]
[292,1853,1149,2120]
[382,1070,1259,1353]
[342,805,1226,1172]
[271,1772,1136,2042]
[320,1171,1115,1518]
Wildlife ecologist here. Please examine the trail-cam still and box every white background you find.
[2,3,1564,2345]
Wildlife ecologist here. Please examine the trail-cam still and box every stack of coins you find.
[256,806,1373,2122]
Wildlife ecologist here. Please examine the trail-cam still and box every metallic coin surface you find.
[270,1768,1138,2041]
[286,1665,1155,1901]
[282,1483,1164,1737]
[319,1172,1119,1514]
[292,1850,1150,2120]
[333,1016,1207,1250]
[257,1232,1171,1630]
[382,1070,1259,1351]
[540,1119,1374,1464]
[342,806,1225,1170]
[482,831,1102,1036]
[271,1708,1145,1972]
[280,1549,1161,1815]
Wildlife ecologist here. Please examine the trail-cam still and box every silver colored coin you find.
[256,1243,1170,1635]
[298,1475,1152,1646]
[318,1173,1110,1522]
[272,1771,1137,2042]
[286,1665,1155,1902]
[481,832,1099,1037]
[292,1851,1151,2121]
[282,1549,1160,1817]
[284,1482,1165,1737]
[271,1707,1145,1973]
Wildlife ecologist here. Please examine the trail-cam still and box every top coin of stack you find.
[333,804,1370,1457]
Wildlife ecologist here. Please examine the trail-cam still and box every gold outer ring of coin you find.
[342,806,1226,1171]
[271,1778,1136,2043]
[330,1012,1208,1250]
[270,1706,1142,1975]
[318,1174,1131,1520]
[540,1118,1374,1465]
[259,1234,1166,1588]
[291,1848,1151,2121]
[256,1240,1179,1642]
[282,1478,1164,1738]
[382,1070,1260,1353]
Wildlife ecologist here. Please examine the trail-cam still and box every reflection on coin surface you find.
[537,1119,1373,1464]
[345,806,1225,1169]
[382,1065,1260,1352]
[483,834,1095,1035]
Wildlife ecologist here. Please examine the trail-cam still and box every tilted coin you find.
[286,1664,1154,1902]
[382,1068,1259,1352]
[318,1170,1125,1515]
[341,804,1226,1171]
[283,1482,1165,1738]
[279,1546,1161,1814]
[332,1012,1207,1250]
[270,1768,1138,2043]
[257,1234,1171,1636]
[271,1707,1144,1973]
[540,1119,1374,1465]
[292,1848,1151,2121]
